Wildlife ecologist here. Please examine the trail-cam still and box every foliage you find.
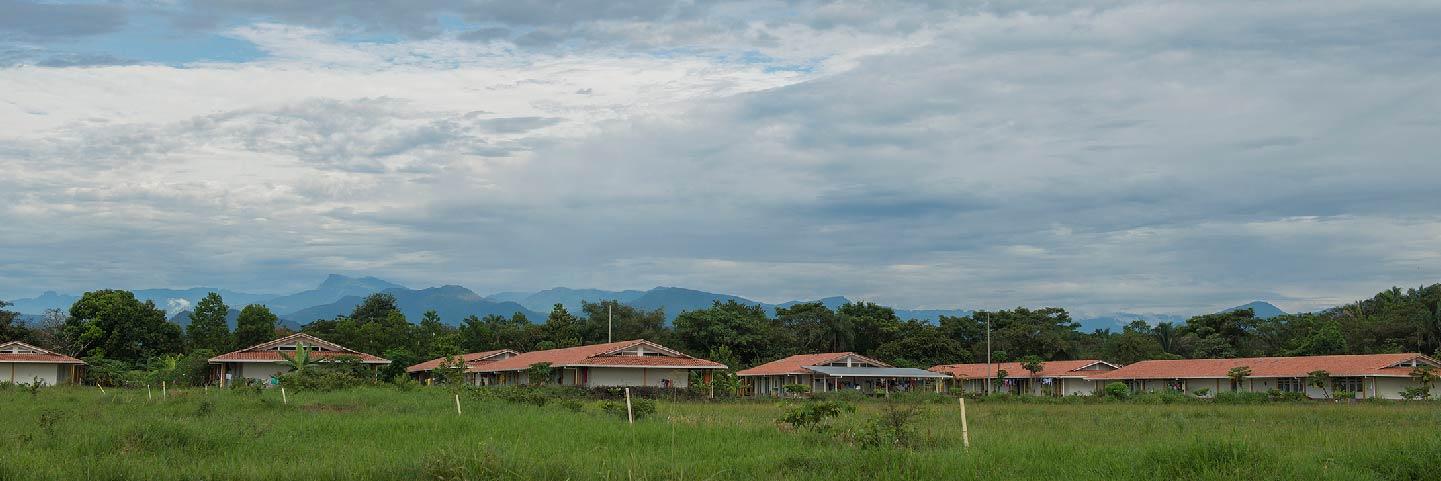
[277,341,317,374]
[674,300,779,367]
[851,400,924,449]
[1307,370,1331,398]
[64,290,181,364]
[186,292,233,353]
[1104,382,1129,399]
[233,304,279,349]
[779,400,854,430]
[1399,386,1431,401]
[783,384,811,395]
[1226,366,1252,390]
[1191,387,1210,397]
[525,362,553,387]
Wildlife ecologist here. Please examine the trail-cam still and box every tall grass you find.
[0,386,1436,480]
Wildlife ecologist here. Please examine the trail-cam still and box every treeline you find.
[2,283,1439,386]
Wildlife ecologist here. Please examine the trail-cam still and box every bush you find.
[1192,387,1210,397]
[779,400,854,430]
[813,389,869,402]
[783,384,811,395]
[558,399,586,413]
[1265,389,1306,402]
[1104,382,1129,399]
[1400,386,1431,400]
[850,400,924,449]
[601,398,656,421]
[1332,390,1357,401]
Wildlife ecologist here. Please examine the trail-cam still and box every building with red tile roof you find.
[209,333,391,387]
[929,360,1119,396]
[1,341,85,386]
[469,340,725,388]
[738,353,948,397]
[1087,353,1440,399]
[406,349,519,385]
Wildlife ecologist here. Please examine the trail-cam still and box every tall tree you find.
[776,302,849,353]
[416,310,458,357]
[233,304,279,348]
[543,304,583,347]
[674,300,778,367]
[186,292,232,353]
[837,302,902,355]
[0,300,32,343]
[580,300,669,345]
[64,290,182,364]
[873,320,969,368]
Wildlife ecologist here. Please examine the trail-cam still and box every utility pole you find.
[985,311,992,395]
[608,302,613,343]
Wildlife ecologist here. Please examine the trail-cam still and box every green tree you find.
[1292,320,1347,356]
[526,362,553,386]
[580,300,668,345]
[1227,366,1252,392]
[1412,365,1437,397]
[64,290,182,364]
[837,302,902,355]
[234,304,279,348]
[777,302,851,353]
[457,314,496,352]
[1104,320,1166,364]
[0,300,33,343]
[1020,355,1045,395]
[674,300,778,367]
[186,292,232,353]
[543,304,583,347]
[872,320,969,368]
[416,310,458,358]
[1183,310,1259,357]
[1307,370,1331,399]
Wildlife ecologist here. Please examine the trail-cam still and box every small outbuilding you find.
[0,341,85,386]
[737,352,949,397]
[209,333,391,387]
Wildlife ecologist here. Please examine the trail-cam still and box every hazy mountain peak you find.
[1223,301,1286,319]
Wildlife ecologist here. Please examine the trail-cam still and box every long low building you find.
[737,352,949,397]
[209,333,391,386]
[406,349,519,385]
[1087,353,1440,400]
[929,360,1120,396]
[470,339,726,388]
[1,341,85,386]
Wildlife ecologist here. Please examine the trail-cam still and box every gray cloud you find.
[4,1,1441,317]
[0,0,128,39]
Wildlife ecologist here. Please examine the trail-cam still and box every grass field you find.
[1,386,1438,481]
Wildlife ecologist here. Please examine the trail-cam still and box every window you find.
[1276,378,1303,392]
[1332,377,1363,393]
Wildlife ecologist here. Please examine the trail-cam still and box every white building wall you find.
[238,363,288,382]
[585,367,690,388]
[4,363,62,386]
[1060,378,1098,396]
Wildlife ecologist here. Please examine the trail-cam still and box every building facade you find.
[738,352,949,397]
[208,333,391,386]
[1,341,85,386]
[1087,353,1440,400]
[469,339,726,388]
[929,360,1120,396]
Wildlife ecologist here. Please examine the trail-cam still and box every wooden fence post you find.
[959,397,971,449]
[162,381,167,399]
[625,387,634,424]
[281,387,288,405]
[455,393,462,415]
[147,385,152,402]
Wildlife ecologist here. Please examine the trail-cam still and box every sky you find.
[2,1,1439,317]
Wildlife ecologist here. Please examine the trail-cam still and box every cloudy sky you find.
[2,0,1439,317]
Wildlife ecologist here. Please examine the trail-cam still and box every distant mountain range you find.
[3,274,1285,329]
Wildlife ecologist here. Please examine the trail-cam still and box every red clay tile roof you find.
[1087,353,1438,380]
[471,340,725,372]
[406,350,518,373]
[929,360,1117,379]
[736,352,890,377]
[0,341,85,364]
[209,333,390,364]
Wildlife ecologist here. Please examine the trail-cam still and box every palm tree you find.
[278,341,316,374]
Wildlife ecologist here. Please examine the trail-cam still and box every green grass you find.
[1,386,1438,480]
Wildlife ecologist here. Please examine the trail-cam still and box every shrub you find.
[1332,390,1357,401]
[778,400,854,430]
[1213,391,1269,404]
[813,389,869,402]
[600,398,656,421]
[1104,382,1129,399]
[1191,387,1210,397]
[851,400,924,449]
[783,384,811,395]
[558,399,585,413]
[1400,386,1431,400]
